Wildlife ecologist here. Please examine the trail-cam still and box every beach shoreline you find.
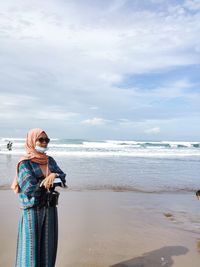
[0,189,200,267]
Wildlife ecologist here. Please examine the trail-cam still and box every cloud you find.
[0,93,79,121]
[81,117,110,126]
[183,0,200,11]
[0,0,200,139]
[145,127,161,134]
[89,106,99,110]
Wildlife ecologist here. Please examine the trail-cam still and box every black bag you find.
[35,185,60,208]
[48,190,60,207]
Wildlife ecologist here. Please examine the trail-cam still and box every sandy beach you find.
[0,189,200,267]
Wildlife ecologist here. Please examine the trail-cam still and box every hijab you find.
[11,128,49,193]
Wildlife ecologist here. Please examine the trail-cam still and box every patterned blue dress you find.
[14,156,66,267]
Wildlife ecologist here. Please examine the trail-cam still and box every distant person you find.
[11,128,67,267]
[7,141,12,151]
[196,190,200,200]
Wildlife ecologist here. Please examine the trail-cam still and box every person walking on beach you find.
[11,128,66,267]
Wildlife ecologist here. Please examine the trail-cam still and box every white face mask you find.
[35,145,49,154]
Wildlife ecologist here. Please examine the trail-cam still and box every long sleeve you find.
[17,160,38,197]
[48,157,67,186]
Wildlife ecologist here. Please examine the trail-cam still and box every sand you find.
[0,189,200,267]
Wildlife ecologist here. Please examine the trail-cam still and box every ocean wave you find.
[0,139,200,158]
[0,184,196,193]
[1,150,200,157]
[66,185,196,193]
[1,138,25,142]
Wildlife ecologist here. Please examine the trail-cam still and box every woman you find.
[11,128,66,267]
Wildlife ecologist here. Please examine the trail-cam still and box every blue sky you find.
[0,0,200,140]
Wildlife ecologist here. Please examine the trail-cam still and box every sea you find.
[0,138,200,192]
[1,138,200,234]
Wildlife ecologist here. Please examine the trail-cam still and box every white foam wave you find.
[0,138,200,157]
[1,138,25,142]
[0,149,200,157]
[0,138,200,148]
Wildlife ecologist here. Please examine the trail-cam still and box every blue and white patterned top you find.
[17,156,66,209]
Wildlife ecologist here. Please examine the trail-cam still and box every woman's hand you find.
[40,173,57,189]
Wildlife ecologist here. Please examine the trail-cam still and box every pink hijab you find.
[11,128,49,193]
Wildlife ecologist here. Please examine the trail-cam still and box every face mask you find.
[35,145,49,154]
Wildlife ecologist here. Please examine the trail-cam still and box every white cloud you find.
[81,117,110,126]
[184,0,200,11]
[1,0,200,80]
[0,93,79,120]
[0,0,200,139]
[89,106,99,110]
[145,127,161,134]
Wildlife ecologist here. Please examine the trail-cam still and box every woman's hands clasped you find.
[40,173,57,189]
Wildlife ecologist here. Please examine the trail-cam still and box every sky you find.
[0,0,200,140]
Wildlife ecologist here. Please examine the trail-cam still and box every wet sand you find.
[0,190,200,267]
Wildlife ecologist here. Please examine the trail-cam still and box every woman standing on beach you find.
[11,128,66,267]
